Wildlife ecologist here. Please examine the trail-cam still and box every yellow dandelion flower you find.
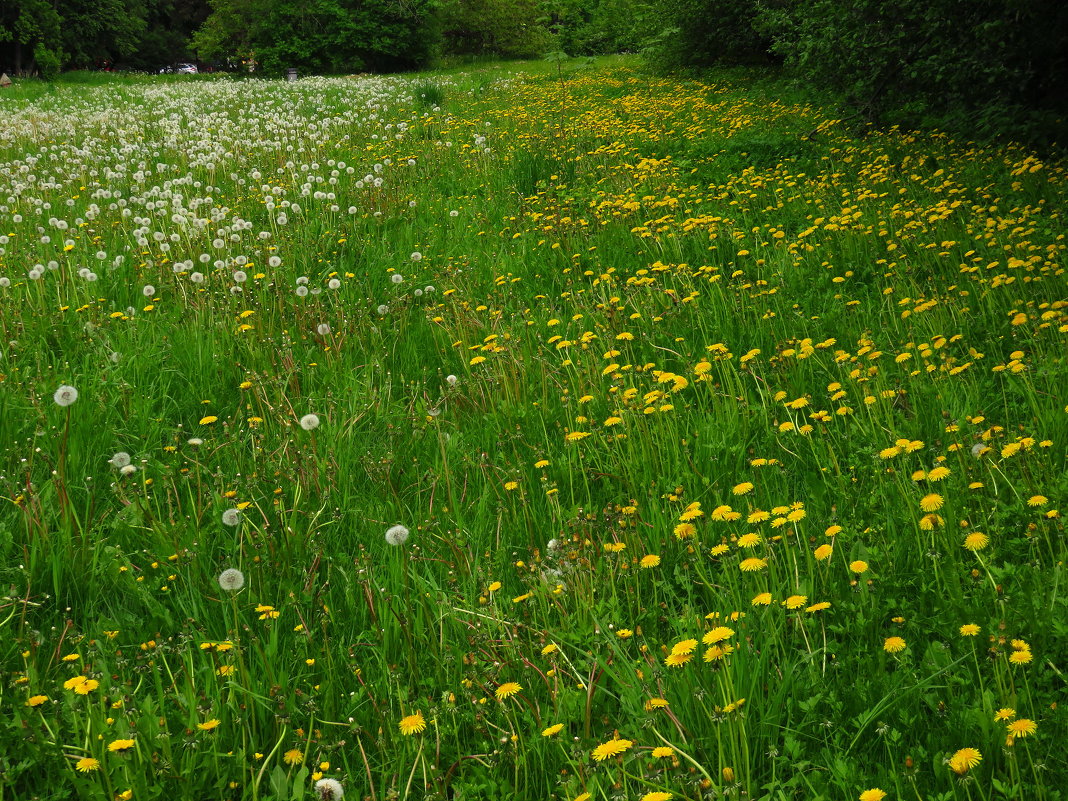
[963,532,989,551]
[542,723,564,737]
[849,560,869,574]
[673,522,696,539]
[959,624,980,636]
[783,595,807,610]
[541,643,558,655]
[107,739,136,754]
[591,738,633,761]
[1009,649,1032,665]
[670,639,697,655]
[664,652,693,667]
[644,698,670,711]
[920,493,944,512]
[565,431,591,442]
[1006,718,1036,737]
[1027,495,1048,507]
[398,711,426,735]
[283,749,304,765]
[640,554,661,568]
[641,793,672,801]
[198,415,218,425]
[495,682,522,700]
[949,747,982,774]
[651,746,674,758]
[883,636,906,653]
[739,557,767,572]
[73,679,99,695]
[732,482,754,495]
[814,543,833,560]
[616,629,633,639]
[25,695,48,708]
[993,708,1015,721]
[75,757,101,773]
[859,790,887,801]
[806,602,831,613]
[751,592,772,606]
[197,719,221,731]
[703,626,735,645]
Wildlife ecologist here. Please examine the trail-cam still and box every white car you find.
[176,63,198,74]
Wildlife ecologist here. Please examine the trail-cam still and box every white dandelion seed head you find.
[391,273,404,284]
[413,289,423,297]
[410,252,422,261]
[191,272,205,284]
[54,385,78,407]
[385,524,410,546]
[233,270,247,283]
[971,442,987,458]
[300,413,320,431]
[296,276,309,285]
[109,351,121,363]
[142,285,156,297]
[269,256,282,268]
[120,464,137,476]
[295,286,309,297]
[328,278,341,290]
[546,538,561,551]
[377,304,389,315]
[109,452,132,468]
[187,437,203,446]
[218,568,245,591]
[446,374,458,386]
[314,778,344,800]
[221,508,242,527]
[316,323,331,336]
[424,285,435,293]
[449,210,459,217]
[0,277,10,288]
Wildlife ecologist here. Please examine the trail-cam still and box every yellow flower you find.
[197,719,221,731]
[949,747,982,774]
[664,652,692,667]
[673,522,696,539]
[398,711,426,735]
[644,698,669,711]
[198,415,218,425]
[732,482,754,495]
[25,695,48,707]
[75,757,101,772]
[993,708,1015,721]
[641,793,672,801]
[806,602,831,613]
[73,679,99,695]
[751,592,772,606]
[63,676,87,690]
[495,682,522,700]
[1006,718,1036,737]
[783,595,807,610]
[541,643,558,655]
[107,739,136,754]
[283,749,304,765]
[739,557,767,572]
[591,738,633,761]
[1027,495,1048,506]
[920,493,944,512]
[534,459,549,468]
[542,723,564,737]
[487,581,502,592]
[1009,649,1032,665]
[703,626,735,645]
[616,629,633,639]
[849,560,869,574]
[651,746,674,758]
[814,544,833,561]
[859,790,887,801]
[640,554,660,568]
[963,532,989,551]
[883,636,906,653]
[671,639,697,655]
[565,431,591,442]
[959,624,980,636]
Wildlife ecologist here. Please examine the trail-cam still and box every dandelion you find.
[1027,495,1048,507]
[920,493,944,512]
[446,374,458,386]
[751,592,773,606]
[883,636,906,653]
[315,778,345,800]
[108,452,131,468]
[993,708,1015,721]
[1009,649,1033,665]
[640,554,660,568]
[959,624,980,636]
[410,252,422,261]
[25,695,48,707]
[300,414,320,431]
[850,560,869,574]
[814,543,833,560]
[703,626,735,645]
[963,532,989,551]
[495,682,522,700]
[221,508,241,527]
[107,739,135,754]
[398,711,426,735]
[783,595,807,610]
[391,273,404,284]
[733,482,754,495]
[283,749,304,765]
[197,719,221,731]
[859,791,887,801]
[591,738,633,761]
[641,793,672,801]
[54,385,78,407]
[316,323,331,336]
[385,524,410,546]
[542,723,564,737]
[75,757,101,772]
[218,568,245,591]
[948,748,981,774]
[740,557,767,572]
[1006,718,1036,737]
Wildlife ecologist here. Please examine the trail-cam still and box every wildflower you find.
[1009,650,1032,665]
[664,652,692,667]
[849,560,869,574]
[751,592,772,606]
[109,452,132,468]
[25,695,48,707]
[385,524,410,546]
[959,624,980,636]
[641,793,672,801]
[948,748,981,774]
[198,719,221,732]
[993,708,1015,721]
[640,554,660,568]
[300,414,320,431]
[315,778,345,800]
[920,493,944,512]
[107,739,135,754]
[75,757,101,772]
[733,482,754,495]
[199,415,218,425]
[73,679,99,695]
[739,557,767,572]
[1028,495,1048,507]
[962,532,989,551]
[1006,718,1036,737]
[806,602,832,613]
[283,749,304,765]
[218,568,245,591]
[883,637,906,653]
[542,723,564,737]
[64,676,87,690]
[652,746,674,758]
[591,738,633,761]
[616,629,633,639]
[391,273,404,284]
[495,682,522,700]
[398,711,426,735]
[783,595,807,610]
[54,385,78,407]
[814,544,833,560]
[221,508,241,527]
[859,791,887,801]
[703,626,735,645]
[673,522,696,538]
[645,698,669,710]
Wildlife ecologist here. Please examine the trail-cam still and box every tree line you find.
[2,0,1065,139]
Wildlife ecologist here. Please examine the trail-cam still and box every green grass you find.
[0,57,1066,801]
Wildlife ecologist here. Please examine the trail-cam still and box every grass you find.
[0,55,1065,801]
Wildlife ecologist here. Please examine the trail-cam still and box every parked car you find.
[176,63,198,74]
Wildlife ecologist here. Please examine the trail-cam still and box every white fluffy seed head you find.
[391,273,403,284]
[109,452,132,468]
[218,568,245,591]
[314,778,344,800]
[54,385,78,407]
[221,508,241,527]
[300,413,321,431]
[385,524,410,546]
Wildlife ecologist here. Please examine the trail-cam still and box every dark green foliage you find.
[643,0,773,68]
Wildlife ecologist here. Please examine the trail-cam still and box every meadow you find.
[0,58,1065,801]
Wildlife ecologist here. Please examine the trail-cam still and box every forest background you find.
[1,0,1067,144]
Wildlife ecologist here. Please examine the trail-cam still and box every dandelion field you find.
[0,60,1066,801]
